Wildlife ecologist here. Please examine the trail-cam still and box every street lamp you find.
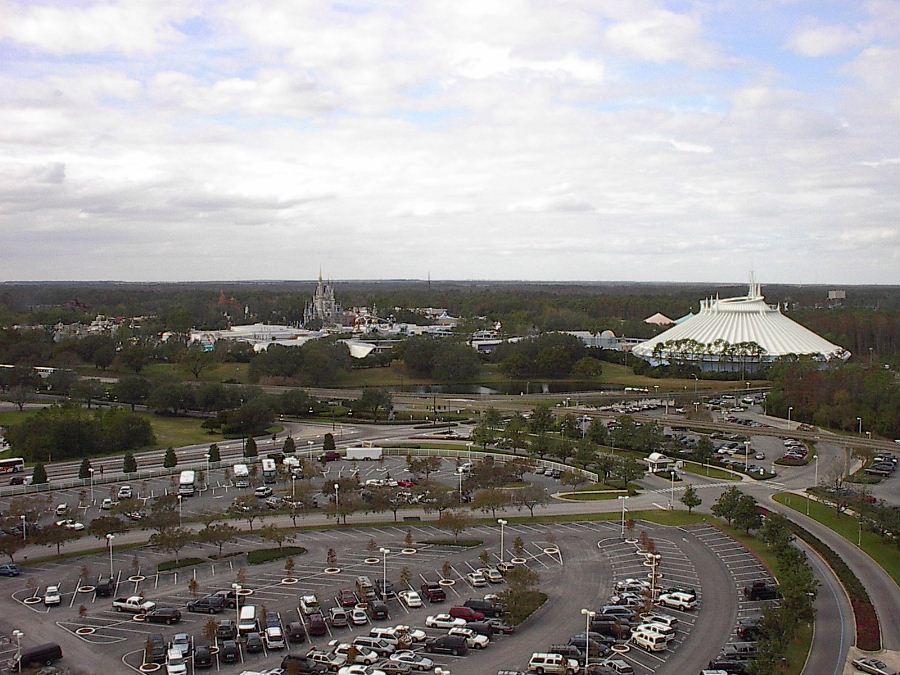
[12,629,23,673]
[379,547,390,596]
[580,609,596,671]
[857,417,862,434]
[807,454,818,515]
[497,519,507,564]
[618,495,629,538]
[334,483,340,521]
[231,583,242,628]
[106,533,115,578]
[291,475,297,500]
[177,495,183,526]
[88,467,95,504]
[203,453,211,485]
[307,440,314,456]
[20,515,26,542]
[787,406,793,424]
[744,441,750,473]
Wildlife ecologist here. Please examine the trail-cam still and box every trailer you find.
[178,470,196,496]
[233,463,250,488]
[345,446,383,461]
[261,458,277,484]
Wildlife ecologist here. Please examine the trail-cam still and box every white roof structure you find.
[632,281,850,364]
[644,312,674,326]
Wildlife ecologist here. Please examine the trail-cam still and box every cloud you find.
[603,10,719,66]
[788,23,862,57]
[508,192,595,213]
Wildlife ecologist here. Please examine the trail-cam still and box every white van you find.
[632,630,668,652]
[238,605,258,635]
[636,622,675,641]
[527,652,578,674]
[55,503,69,516]
[455,462,473,475]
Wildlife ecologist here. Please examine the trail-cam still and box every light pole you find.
[291,475,297,500]
[858,512,863,546]
[204,453,211,487]
[12,629,23,673]
[692,374,698,398]
[334,483,340,522]
[231,583,241,628]
[20,515,26,542]
[580,609,596,671]
[787,406,793,425]
[497,519,507,564]
[379,547,390,596]
[649,553,661,601]
[857,417,862,435]
[106,533,115,578]
[618,495,629,538]
[88,467,95,504]
[668,469,675,510]
[807,454,818,515]
[744,441,750,473]
[307,440,314,457]
[177,495,183,526]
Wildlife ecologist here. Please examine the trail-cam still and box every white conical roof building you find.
[631,280,850,370]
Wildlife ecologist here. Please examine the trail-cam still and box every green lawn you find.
[773,493,900,584]
[781,623,813,675]
[681,460,742,481]
[137,413,224,449]
[0,409,40,427]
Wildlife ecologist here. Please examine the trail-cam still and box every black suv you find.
[368,601,389,620]
[186,595,226,614]
[144,607,181,625]
[216,619,237,640]
[375,579,395,599]
[281,654,328,673]
[94,576,114,597]
[146,634,166,664]
[463,598,505,618]
[220,640,239,663]
[425,635,468,656]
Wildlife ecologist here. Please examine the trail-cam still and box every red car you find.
[337,589,357,607]
[397,480,415,488]
[319,451,341,463]
[449,606,484,621]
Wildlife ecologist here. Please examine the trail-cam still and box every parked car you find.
[337,589,358,607]
[397,590,422,608]
[330,607,350,628]
[215,619,237,640]
[169,633,191,657]
[463,598,504,618]
[265,626,286,649]
[448,626,489,649]
[219,640,239,663]
[0,563,21,577]
[424,635,468,656]
[44,585,62,606]
[419,583,446,602]
[245,632,264,653]
[286,620,307,643]
[424,614,467,629]
[389,650,433,671]
[448,606,484,621]
[307,612,328,636]
[281,654,328,673]
[186,595,226,614]
[466,571,487,587]
[851,657,892,675]
[145,608,182,625]
[330,641,378,664]
[743,581,780,601]
[350,607,369,625]
[193,645,213,669]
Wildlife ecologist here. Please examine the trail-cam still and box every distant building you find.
[644,313,675,326]
[303,271,343,327]
[827,290,846,307]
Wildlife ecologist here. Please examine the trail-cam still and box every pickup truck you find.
[743,581,780,601]
[420,583,446,602]
[113,596,156,613]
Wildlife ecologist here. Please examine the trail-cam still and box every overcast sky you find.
[1,1,898,284]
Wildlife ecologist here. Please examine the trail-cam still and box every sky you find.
[0,0,898,284]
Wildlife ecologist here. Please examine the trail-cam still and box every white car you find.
[254,486,273,498]
[424,614,466,629]
[466,571,487,587]
[615,578,650,592]
[264,626,286,649]
[117,485,133,499]
[386,625,426,643]
[641,613,678,628]
[657,592,696,611]
[100,498,116,510]
[328,641,378,665]
[397,590,422,608]
[44,585,62,606]
[337,666,386,675]
[448,626,489,649]
[389,650,434,671]
[478,568,504,583]
[169,633,191,657]
[55,519,85,530]
[350,607,369,625]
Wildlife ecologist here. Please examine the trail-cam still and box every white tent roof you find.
[632,282,849,361]
[644,312,674,325]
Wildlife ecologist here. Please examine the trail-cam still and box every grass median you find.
[773,492,899,584]
[681,461,742,481]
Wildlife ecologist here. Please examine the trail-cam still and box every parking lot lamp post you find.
[580,609,595,671]
[807,454,818,515]
[379,547,390,595]
[204,453,211,485]
[20,515,25,542]
[692,374,698,398]
[787,406,793,425]
[12,629,22,673]
[618,496,628,538]
[497,519,507,564]
[106,533,115,578]
[231,583,241,627]
[744,441,750,473]
[88,466,95,504]
[334,483,340,521]
[291,475,296,500]
[858,512,863,547]
[649,553,661,600]
[857,417,862,434]
[177,495,183,526]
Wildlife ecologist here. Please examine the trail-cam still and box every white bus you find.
[0,457,25,474]
[261,458,277,484]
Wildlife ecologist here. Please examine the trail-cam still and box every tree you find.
[680,484,702,514]
[0,536,24,563]
[615,457,644,485]
[472,417,497,450]
[7,385,30,412]
[498,564,542,625]
[471,488,510,518]
[87,516,129,539]
[322,433,335,451]
[149,527,192,563]
[188,578,200,597]
[504,414,527,453]
[163,447,178,468]
[759,513,793,551]
[326,548,338,567]
[244,437,258,458]
[528,405,554,436]
[423,490,458,516]
[120,344,152,373]
[123,452,137,474]
[208,443,221,463]
[181,345,214,379]
[284,557,296,577]
[399,566,412,589]
[358,388,391,421]
[112,376,151,411]
[78,457,93,480]
[573,440,596,469]
[560,470,588,490]
[36,526,82,555]
[587,420,608,445]
[259,525,294,550]
[438,510,472,543]
[711,486,743,526]
[229,496,266,530]
[31,463,48,484]
[512,483,549,517]
[203,618,218,645]
[734,494,762,533]
[407,455,442,480]
[513,535,525,556]
[282,436,296,455]
[71,378,105,409]
[199,523,238,557]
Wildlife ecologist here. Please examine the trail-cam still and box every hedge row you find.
[247,545,306,565]
[782,518,881,650]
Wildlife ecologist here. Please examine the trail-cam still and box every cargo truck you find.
[178,470,196,496]
[233,464,250,488]
[261,458,277,484]
[345,447,383,461]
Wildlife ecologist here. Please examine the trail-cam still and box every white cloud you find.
[603,10,718,66]
[788,23,861,57]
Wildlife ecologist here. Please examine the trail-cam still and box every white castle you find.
[303,270,342,326]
